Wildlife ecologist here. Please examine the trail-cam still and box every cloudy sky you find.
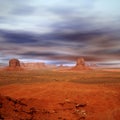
[0,0,120,67]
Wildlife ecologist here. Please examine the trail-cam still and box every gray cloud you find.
[0,28,120,63]
[11,6,35,15]
[0,0,120,67]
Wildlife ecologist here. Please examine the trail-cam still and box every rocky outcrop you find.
[5,58,23,71]
[76,58,85,67]
[9,59,20,67]
[72,58,91,70]
[0,94,87,120]
[0,94,37,120]
[21,62,47,70]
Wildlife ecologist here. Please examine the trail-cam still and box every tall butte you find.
[5,58,23,71]
[72,57,91,70]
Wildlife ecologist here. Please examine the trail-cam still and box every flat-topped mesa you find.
[72,58,91,70]
[5,58,23,71]
[21,62,47,70]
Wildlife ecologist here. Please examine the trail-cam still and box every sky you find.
[0,0,120,67]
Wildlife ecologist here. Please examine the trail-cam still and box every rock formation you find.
[72,58,91,70]
[5,58,23,71]
[76,58,85,67]
[9,59,20,67]
[21,62,46,70]
[0,94,36,119]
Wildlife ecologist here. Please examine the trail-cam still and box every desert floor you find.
[0,69,120,120]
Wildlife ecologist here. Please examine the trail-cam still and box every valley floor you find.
[0,70,120,120]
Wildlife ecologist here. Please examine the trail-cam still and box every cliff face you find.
[21,62,46,70]
[2,58,92,71]
[9,59,20,67]
[5,59,23,71]
[72,58,91,70]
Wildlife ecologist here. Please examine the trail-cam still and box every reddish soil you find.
[0,82,120,120]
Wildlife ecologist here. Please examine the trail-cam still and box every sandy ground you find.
[0,82,120,120]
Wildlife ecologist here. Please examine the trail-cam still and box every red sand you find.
[0,82,120,120]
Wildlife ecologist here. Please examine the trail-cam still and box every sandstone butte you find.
[71,58,91,70]
[4,58,23,71]
[3,57,92,71]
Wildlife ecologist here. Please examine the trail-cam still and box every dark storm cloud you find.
[0,30,38,43]
[0,29,67,46]
[0,28,120,63]
[0,28,108,51]
[25,53,103,62]
[0,0,120,67]
[21,51,60,57]
[49,55,104,62]
[47,60,75,65]
[99,63,120,65]
[0,1,120,64]
[91,49,120,55]
[55,30,105,42]
[0,29,98,46]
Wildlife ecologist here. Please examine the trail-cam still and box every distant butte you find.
[5,58,23,71]
[21,62,47,70]
[2,58,93,71]
[71,58,91,70]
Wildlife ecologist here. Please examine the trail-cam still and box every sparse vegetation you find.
[0,70,120,86]
[0,69,120,120]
